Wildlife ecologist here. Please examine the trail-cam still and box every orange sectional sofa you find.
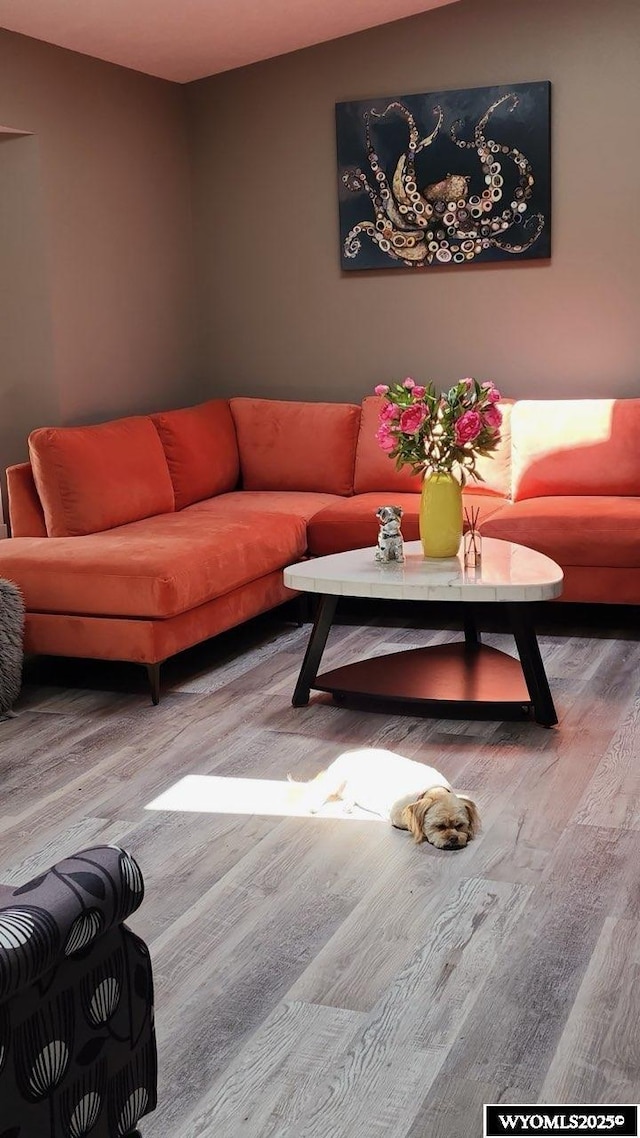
[1,395,638,702]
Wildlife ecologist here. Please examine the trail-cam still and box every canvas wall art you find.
[336,81,551,271]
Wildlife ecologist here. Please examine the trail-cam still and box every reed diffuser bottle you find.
[463,506,482,567]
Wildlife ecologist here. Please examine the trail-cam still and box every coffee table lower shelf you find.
[313,642,535,722]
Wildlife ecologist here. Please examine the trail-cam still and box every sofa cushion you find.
[512,399,640,500]
[479,496,640,568]
[186,489,343,522]
[0,506,307,619]
[307,491,505,557]
[230,398,361,495]
[29,417,175,538]
[152,400,239,510]
[354,397,422,494]
[354,396,513,498]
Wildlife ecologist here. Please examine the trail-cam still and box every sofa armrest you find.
[0,845,145,1001]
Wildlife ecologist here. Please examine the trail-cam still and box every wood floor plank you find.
[542,915,640,1103]
[405,1076,530,1138]
[290,1043,447,1138]
[170,1000,362,1138]
[572,693,640,831]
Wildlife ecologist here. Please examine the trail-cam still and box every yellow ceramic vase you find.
[419,471,463,558]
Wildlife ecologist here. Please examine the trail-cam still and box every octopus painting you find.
[336,81,550,270]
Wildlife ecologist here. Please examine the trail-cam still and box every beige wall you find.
[0,29,198,484]
[187,0,640,403]
[0,133,56,517]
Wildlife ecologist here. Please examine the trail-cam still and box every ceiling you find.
[0,0,459,84]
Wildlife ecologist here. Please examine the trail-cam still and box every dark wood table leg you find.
[462,603,481,649]
[292,595,338,707]
[507,603,558,727]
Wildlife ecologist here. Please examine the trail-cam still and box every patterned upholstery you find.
[0,846,157,1137]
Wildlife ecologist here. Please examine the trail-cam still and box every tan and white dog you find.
[293,747,480,850]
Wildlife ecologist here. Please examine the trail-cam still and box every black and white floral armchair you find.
[0,846,157,1138]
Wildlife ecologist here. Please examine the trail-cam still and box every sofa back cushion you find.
[512,399,640,500]
[354,395,513,498]
[230,398,361,495]
[29,416,175,537]
[354,397,423,494]
[152,400,239,510]
[464,399,513,498]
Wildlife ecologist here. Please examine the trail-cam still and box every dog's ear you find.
[403,800,427,843]
[393,506,403,519]
[403,792,439,844]
[376,508,384,520]
[458,795,481,839]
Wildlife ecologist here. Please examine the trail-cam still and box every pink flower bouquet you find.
[374,377,502,484]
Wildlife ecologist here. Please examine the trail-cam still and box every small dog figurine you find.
[293,748,480,850]
[375,505,404,563]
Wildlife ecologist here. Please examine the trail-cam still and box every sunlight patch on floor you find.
[144,774,382,820]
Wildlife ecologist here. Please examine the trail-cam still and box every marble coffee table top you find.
[284,538,563,603]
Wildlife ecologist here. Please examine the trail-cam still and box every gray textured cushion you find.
[0,577,24,715]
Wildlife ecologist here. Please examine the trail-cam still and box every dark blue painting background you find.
[335,81,551,271]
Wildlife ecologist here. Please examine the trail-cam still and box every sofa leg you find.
[147,663,161,706]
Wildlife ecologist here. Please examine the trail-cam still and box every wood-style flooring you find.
[2,601,640,1137]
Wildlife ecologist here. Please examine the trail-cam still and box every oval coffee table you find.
[283,538,564,726]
